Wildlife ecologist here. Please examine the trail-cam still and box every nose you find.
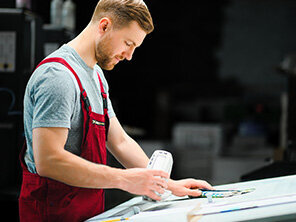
[124,47,135,61]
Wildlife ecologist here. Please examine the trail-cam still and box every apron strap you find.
[96,72,109,140]
[35,57,109,140]
[96,72,108,116]
[36,57,92,113]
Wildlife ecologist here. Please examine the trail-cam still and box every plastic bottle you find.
[16,0,31,9]
[50,0,63,27]
[62,0,76,32]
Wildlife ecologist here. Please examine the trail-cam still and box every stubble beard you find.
[95,38,115,71]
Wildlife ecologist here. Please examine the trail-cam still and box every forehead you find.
[113,21,147,47]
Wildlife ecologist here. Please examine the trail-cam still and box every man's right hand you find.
[118,168,169,201]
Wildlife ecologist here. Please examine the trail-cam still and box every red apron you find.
[19,57,109,222]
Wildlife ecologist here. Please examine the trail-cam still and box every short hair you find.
[91,0,154,34]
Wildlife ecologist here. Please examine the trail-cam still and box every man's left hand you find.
[167,178,213,197]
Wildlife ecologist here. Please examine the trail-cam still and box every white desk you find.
[86,175,296,222]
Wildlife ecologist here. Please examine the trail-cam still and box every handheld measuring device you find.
[146,150,173,174]
[143,150,173,201]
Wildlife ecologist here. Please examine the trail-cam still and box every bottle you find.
[50,0,63,27]
[16,0,31,9]
[62,0,76,32]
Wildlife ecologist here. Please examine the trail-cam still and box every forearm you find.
[106,117,149,168]
[36,148,124,189]
[107,134,149,168]
[33,127,169,201]
[39,149,170,200]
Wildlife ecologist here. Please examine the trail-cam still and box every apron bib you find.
[19,57,109,222]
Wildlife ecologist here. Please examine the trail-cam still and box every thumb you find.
[187,189,202,197]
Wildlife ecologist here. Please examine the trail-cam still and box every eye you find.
[125,41,132,47]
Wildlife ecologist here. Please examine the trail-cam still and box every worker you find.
[19,0,212,221]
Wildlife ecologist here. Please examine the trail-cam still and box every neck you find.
[67,23,97,68]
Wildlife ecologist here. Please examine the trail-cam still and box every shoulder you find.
[34,62,75,87]
[31,46,81,94]
[28,61,79,103]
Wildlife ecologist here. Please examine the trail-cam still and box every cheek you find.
[107,43,121,57]
[110,39,126,55]
[111,46,123,57]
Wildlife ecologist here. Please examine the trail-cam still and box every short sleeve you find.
[107,96,115,118]
[31,66,76,129]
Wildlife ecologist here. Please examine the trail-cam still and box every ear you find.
[98,17,112,34]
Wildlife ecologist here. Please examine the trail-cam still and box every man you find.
[19,0,212,221]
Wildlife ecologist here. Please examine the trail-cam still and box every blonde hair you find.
[91,0,154,34]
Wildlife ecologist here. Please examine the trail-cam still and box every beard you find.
[95,36,119,70]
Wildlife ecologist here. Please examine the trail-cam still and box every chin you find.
[97,61,114,71]
[103,64,115,71]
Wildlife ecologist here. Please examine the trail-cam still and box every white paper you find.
[193,193,296,216]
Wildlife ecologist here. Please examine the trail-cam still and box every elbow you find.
[35,161,50,177]
[35,152,64,178]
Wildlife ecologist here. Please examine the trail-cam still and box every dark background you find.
[1,0,296,220]
[2,0,295,140]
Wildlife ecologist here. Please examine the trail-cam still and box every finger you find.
[187,188,202,197]
[151,184,165,195]
[190,180,213,190]
[147,190,162,201]
[199,180,213,190]
[153,177,168,189]
[151,170,169,179]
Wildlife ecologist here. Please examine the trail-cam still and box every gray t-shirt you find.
[23,44,115,173]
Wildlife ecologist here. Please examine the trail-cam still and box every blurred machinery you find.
[0,8,43,190]
[0,8,74,218]
[241,54,296,181]
[0,8,43,219]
